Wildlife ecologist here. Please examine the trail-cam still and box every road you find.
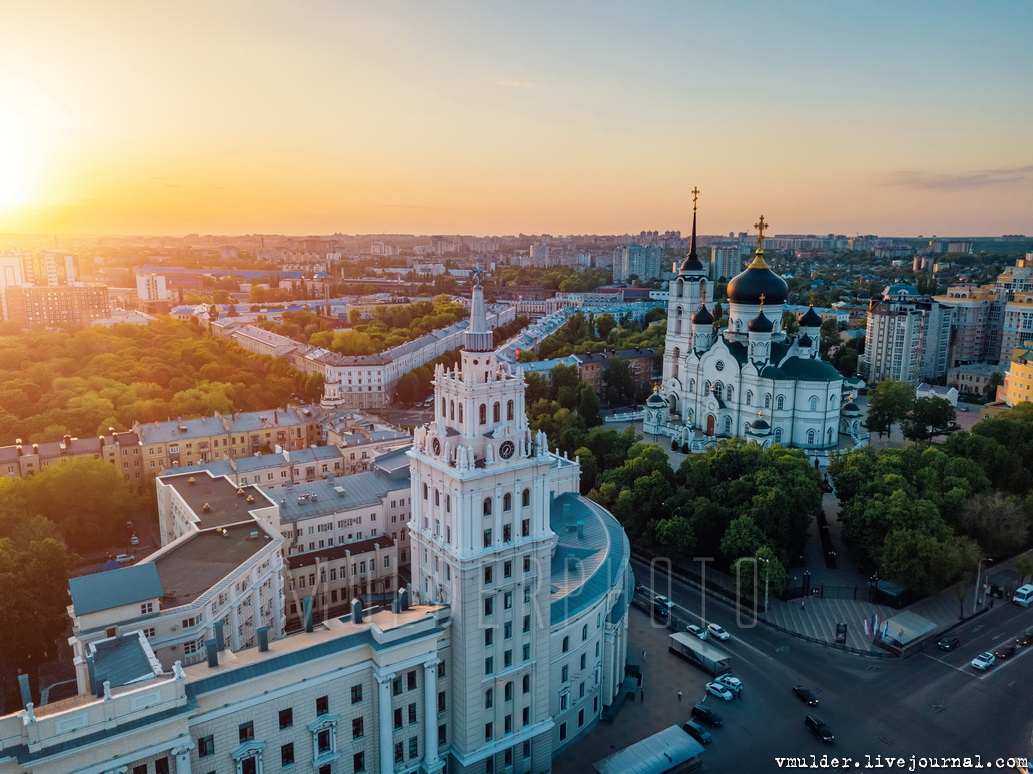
[631,558,1033,769]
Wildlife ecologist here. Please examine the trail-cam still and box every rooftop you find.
[287,535,395,570]
[161,471,273,528]
[90,633,159,689]
[272,468,410,523]
[69,564,164,617]
[153,523,275,609]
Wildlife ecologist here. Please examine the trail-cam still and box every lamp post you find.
[973,557,994,615]
[758,557,770,613]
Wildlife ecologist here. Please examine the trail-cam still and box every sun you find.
[0,117,41,212]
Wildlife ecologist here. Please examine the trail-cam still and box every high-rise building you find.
[612,242,662,282]
[709,242,743,282]
[3,283,111,326]
[860,285,953,384]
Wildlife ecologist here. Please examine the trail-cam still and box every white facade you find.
[861,284,953,385]
[137,273,170,303]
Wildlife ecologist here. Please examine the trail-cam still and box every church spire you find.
[746,214,770,269]
[678,187,705,274]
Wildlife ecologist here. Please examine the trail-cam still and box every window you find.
[393,676,402,696]
[353,752,365,772]
[393,708,403,729]
[154,760,168,774]
[438,724,447,745]
[438,691,447,712]
[279,708,294,728]
[503,492,512,511]
[484,597,494,616]
[503,591,512,609]
[502,524,512,542]
[522,518,530,537]
[582,624,588,641]
[485,656,494,674]
[522,706,530,726]
[352,717,364,738]
[408,737,419,759]
[504,621,512,639]
[523,555,531,573]
[483,498,492,516]
[777,394,785,410]
[493,402,501,422]
[562,636,569,653]
[239,721,254,743]
[522,674,530,693]
[280,743,295,767]
[316,695,329,715]
[507,400,514,420]
[523,644,530,661]
[408,703,417,724]
[580,654,586,669]
[522,488,530,507]
[504,681,513,701]
[319,766,331,774]
[198,735,215,758]
[485,722,493,741]
[561,665,569,682]
[504,715,512,734]
[485,689,493,709]
[351,684,363,704]
[394,741,404,764]
[437,661,446,678]
[560,722,567,741]
[504,650,512,668]
[523,614,530,633]
[484,565,493,585]
[407,670,417,690]
[483,528,492,547]
[479,404,487,424]
[140,602,153,614]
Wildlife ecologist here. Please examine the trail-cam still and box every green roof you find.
[778,357,842,382]
[69,564,163,616]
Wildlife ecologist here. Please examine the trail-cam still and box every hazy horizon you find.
[1,1,1031,238]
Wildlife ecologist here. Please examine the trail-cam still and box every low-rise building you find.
[0,431,144,487]
[1001,343,1033,407]
[946,362,1001,400]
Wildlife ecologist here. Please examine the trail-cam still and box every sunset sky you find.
[1,1,1031,237]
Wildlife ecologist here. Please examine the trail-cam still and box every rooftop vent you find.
[202,502,211,512]
[188,476,197,484]
[236,488,245,496]
[178,426,188,432]
[246,494,255,503]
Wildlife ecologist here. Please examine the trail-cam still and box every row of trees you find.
[865,379,957,441]
[0,319,322,443]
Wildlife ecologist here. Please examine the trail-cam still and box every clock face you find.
[499,441,515,459]
[432,438,441,456]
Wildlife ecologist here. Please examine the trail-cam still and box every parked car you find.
[994,643,1017,660]
[681,719,712,745]
[938,635,961,652]
[653,596,674,618]
[792,685,818,705]
[114,554,135,564]
[705,682,735,701]
[125,520,134,530]
[1015,629,1033,647]
[130,533,140,546]
[805,714,834,742]
[707,623,730,640]
[715,674,742,694]
[971,651,996,670]
[691,704,723,727]
[686,624,708,640]
[834,623,847,644]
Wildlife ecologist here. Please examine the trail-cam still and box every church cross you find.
[691,186,700,210]
[754,215,768,251]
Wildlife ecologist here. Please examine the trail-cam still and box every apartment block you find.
[3,283,111,326]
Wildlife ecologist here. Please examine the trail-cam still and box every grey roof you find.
[593,725,704,774]
[91,634,156,688]
[549,493,630,625]
[273,468,410,523]
[70,564,164,616]
[135,406,318,444]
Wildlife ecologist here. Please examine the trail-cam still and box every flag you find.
[863,618,871,636]
[880,620,889,638]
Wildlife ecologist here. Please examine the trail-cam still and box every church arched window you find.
[713,381,723,397]
[450,400,455,420]
[746,390,753,406]
[483,498,493,516]
[726,385,734,402]
[777,395,785,410]
[493,402,501,423]
[689,378,696,392]
[446,494,451,513]
[458,404,463,423]
[775,427,783,443]
[674,318,681,335]
[507,400,514,420]
[479,404,487,424]
[723,417,731,434]
[809,396,818,412]
[735,319,742,332]
[676,306,683,317]
[807,429,816,445]
[704,380,711,393]
[441,397,446,415]
[764,393,771,408]
[503,493,512,511]
[672,347,681,362]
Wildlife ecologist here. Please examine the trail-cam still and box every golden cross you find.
[691,186,700,210]
[759,293,766,307]
[754,215,768,251]
[700,284,707,303]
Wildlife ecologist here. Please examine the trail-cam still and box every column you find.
[422,659,441,767]
[376,672,396,774]
[171,745,192,774]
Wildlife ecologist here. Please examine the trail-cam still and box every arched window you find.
[458,403,463,423]
[775,427,783,443]
[827,427,834,444]
[809,396,818,412]
[503,493,512,511]
[434,489,440,506]
[479,404,487,424]
[483,498,492,516]
[493,402,500,423]
[522,674,530,693]
[507,400,514,420]
[726,384,734,402]
[450,400,455,420]
[713,380,723,396]
[676,306,683,317]
[689,378,696,392]
[522,488,530,507]
[807,429,816,445]
[422,483,428,500]
[446,494,451,513]
[704,380,711,393]
[764,393,771,408]
[735,319,742,331]
[746,390,753,406]
[777,395,785,410]
[504,681,513,701]
[441,397,446,414]
[723,416,732,434]
[562,636,569,653]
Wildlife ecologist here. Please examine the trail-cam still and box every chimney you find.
[18,673,32,707]
[576,521,584,540]
[302,596,314,632]
[398,587,410,612]
[86,657,98,696]
[257,626,270,652]
[213,620,225,651]
[351,598,364,624]
[205,639,219,668]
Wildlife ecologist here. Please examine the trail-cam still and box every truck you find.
[668,631,732,676]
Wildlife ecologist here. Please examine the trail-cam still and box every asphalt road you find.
[631,558,1033,770]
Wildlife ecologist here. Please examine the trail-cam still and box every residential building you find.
[573,348,657,397]
[860,284,953,385]
[1001,342,1033,407]
[3,283,111,326]
[612,242,662,282]
[0,431,145,487]
[946,362,1001,400]
[649,206,853,457]
[709,242,743,282]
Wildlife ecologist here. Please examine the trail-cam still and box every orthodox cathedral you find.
[645,196,864,460]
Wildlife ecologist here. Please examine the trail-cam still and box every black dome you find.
[691,303,714,325]
[748,310,773,333]
[750,418,770,431]
[799,306,823,327]
[646,391,666,407]
[679,254,704,273]
[798,332,812,347]
[727,258,788,305]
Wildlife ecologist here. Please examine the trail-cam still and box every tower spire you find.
[678,187,704,274]
[747,215,770,269]
[463,267,493,352]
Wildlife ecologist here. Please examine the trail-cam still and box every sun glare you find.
[0,120,39,211]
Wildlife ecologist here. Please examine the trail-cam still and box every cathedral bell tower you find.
[408,271,562,772]
[664,188,707,396]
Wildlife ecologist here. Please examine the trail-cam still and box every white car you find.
[707,623,730,640]
[114,554,135,564]
[130,533,140,546]
[704,681,735,701]
[971,651,996,671]
[715,674,742,694]
[686,624,708,640]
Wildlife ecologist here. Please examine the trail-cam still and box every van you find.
[1012,584,1033,607]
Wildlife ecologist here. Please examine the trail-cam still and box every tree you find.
[900,396,955,442]
[865,379,916,438]
[602,356,635,405]
[959,494,1029,556]
[595,313,617,342]
[1016,552,1033,586]
[984,371,1005,402]
[577,384,601,427]
[879,529,975,596]
[720,515,766,563]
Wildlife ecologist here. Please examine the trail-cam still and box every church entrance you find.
[705,415,715,436]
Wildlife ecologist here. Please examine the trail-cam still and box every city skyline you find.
[1,1,1031,238]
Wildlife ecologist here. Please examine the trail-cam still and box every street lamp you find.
[758,557,770,613]
[973,557,994,615]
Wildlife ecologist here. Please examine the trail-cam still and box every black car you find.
[805,714,835,743]
[792,685,818,706]
[681,720,712,745]
[994,643,1018,659]
[691,704,723,727]
[938,635,961,652]
[1015,629,1033,647]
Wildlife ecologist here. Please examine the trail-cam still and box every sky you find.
[0,1,1031,238]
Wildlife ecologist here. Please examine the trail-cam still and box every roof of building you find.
[159,471,273,528]
[271,467,410,524]
[152,523,275,609]
[748,310,773,333]
[798,306,824,327]
[775,356,842,382]
[69,564,164,616]
[287,535,396,570]
[593,725,704,774]
[135,407,318,444]
[690,303,714,325]
[727,255,789,305]
[549,492,630,626]
[916,383,957,395]
[91,634,158,689]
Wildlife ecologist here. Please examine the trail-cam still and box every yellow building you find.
[1002,341,1033,407]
